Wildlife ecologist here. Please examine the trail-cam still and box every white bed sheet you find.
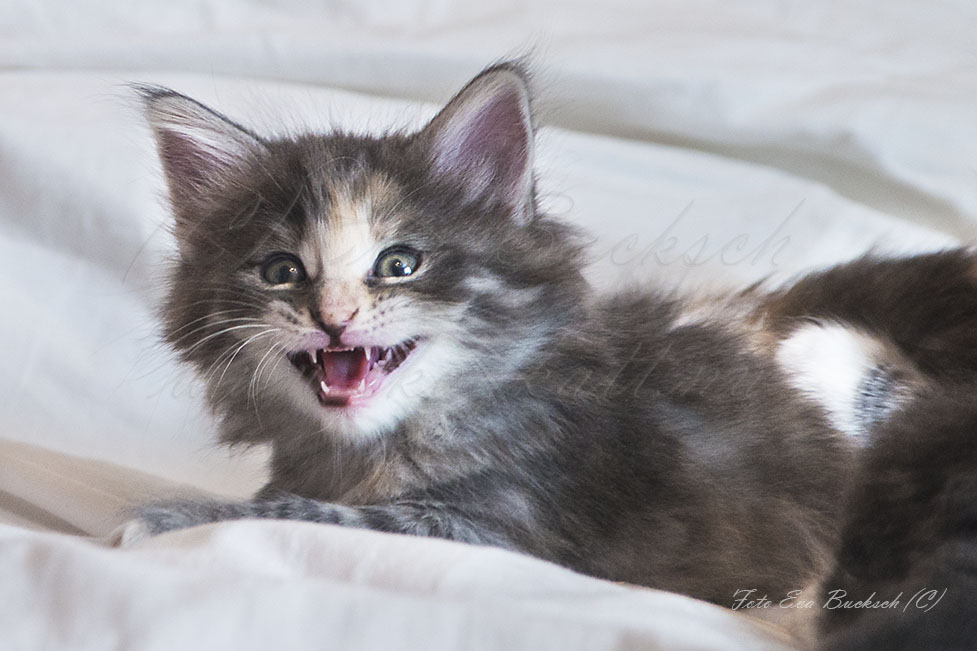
[1,1,975,649]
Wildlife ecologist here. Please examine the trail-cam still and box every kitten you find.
[125,62,977,645]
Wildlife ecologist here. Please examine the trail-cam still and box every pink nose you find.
[322,307,358,325]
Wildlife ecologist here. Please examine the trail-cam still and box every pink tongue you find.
[319,348,370,390]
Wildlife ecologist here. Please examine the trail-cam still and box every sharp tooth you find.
[308,351,316,366]
[320,380,329,394]
[357,379,366,392]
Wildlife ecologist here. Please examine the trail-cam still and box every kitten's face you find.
[183,164,488,438]
[149,65,585,441]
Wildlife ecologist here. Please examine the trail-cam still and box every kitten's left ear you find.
[136,86,266,248]
[420,63,536,224]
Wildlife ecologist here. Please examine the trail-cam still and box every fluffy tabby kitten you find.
[125,62,977,647]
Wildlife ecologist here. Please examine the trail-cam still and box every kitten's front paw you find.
[110,499,226,547]
[110,518,155,547]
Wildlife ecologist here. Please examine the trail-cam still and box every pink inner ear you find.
[157,130,225,191]
[458,88,529,177]
[434,84,532,209]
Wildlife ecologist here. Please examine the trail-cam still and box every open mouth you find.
[287,340,418,407]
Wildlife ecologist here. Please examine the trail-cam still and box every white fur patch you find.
[297,190,385,325]
[109,519,153,547]
[352,336,469,435]
[302,192,379,280]
[463,275,542,307]
[776,322,887,440]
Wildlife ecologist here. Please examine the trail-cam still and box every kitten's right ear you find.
[137,87,265,239]
[419,63,536,224]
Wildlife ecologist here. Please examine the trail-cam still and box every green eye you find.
[261,254,307,285]
[374,247,421,278]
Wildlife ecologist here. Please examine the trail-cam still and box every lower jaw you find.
[311,368,386,408]
[316,383,379,408]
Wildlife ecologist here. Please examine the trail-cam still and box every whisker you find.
[185,324,276,355]
[249,342,286,404]
[260,346,289,392]
[170,318,266,348]
[166,309,254,335]
[210,328,281,389]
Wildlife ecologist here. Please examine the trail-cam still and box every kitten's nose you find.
[316,308,359,343]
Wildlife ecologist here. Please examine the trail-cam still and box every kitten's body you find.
[262,289,851,602]
[130,63,977,647]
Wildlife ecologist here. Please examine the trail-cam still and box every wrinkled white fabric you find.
[1,1,975,649]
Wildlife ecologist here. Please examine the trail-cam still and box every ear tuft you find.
[421,63,536,224]
[136,86,265,232]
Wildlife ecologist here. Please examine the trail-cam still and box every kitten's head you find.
[145,63,586,443]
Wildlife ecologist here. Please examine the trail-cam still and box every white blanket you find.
[2,1,975,648]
